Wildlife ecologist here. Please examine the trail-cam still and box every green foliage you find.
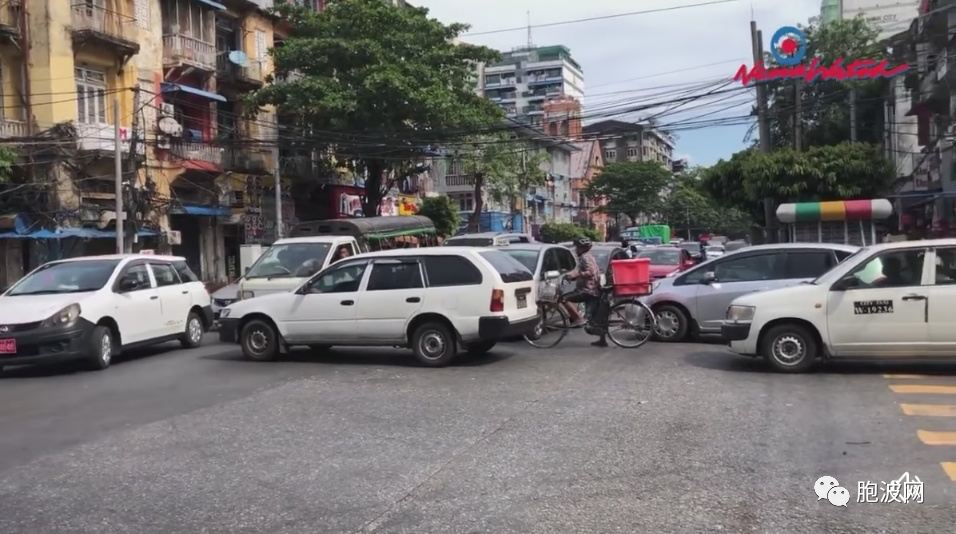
[539,222,595,244]
[0,146,15,184]
[254,0,503,215]
[701,142,894,224]
[452,133,547,231]
[582,161,672,225]
[417,196,460,237]
[662,168,752,236]
[760,17,889,149]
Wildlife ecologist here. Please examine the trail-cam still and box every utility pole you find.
[126,87,142,253]
[114,98,124,254]
[794,79,802,151]
[849,87,858,141]
[273,145,282,240]
[751,21,775,242]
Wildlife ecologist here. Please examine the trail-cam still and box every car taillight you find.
[490,289,504,312]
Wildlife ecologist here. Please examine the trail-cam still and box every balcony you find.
[171,141,221,166]
[442,175,475,193]
[0,118,27,139]
[223,148,272,172]
[0,1,20,39]
[71,4,139,58]
[75,122,145,155]
[216,55,265,89]
[164,34,216,72]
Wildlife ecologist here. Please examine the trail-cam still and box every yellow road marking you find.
[884,374,954,379]
[918,430,956,445]
[942,463,956,482]
[900,404,956,417]
[890,385,956,395]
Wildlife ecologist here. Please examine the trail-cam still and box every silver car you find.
[643,243,859,342]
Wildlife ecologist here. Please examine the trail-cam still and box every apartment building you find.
[0,0,284,286]
[583,119,675,170]
[475,45,584,127]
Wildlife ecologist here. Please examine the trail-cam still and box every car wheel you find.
[761,323,818,373]
[240,319,279,362]
[653,304,689,342]
[180,312,204,349]
[411,322,458,367]
[465,340,496,355]
[88,326,114,371]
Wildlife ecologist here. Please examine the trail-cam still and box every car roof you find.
[447,232,532,239]
[272,236,353,245]
[499,243,562,251]
[48,253,188,263]
[735,242,859,253]
[864,238,956,251]
[347,247,492,260]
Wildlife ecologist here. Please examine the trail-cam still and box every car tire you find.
[411,322,458,367]
[240,319,279,362]
[465,340,496,355]
[88,326,114,371]
[761,323,818,373]
[180,311,205,349]
[653,304,689,342]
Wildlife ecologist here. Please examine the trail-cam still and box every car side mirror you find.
[119,277,140,291]
[701,271,717,284]
[543,270,561,280]
[244,267,250,274]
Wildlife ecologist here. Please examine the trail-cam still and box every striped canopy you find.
[776,199,893,224]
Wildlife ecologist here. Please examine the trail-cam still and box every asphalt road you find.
[1,334,955,532]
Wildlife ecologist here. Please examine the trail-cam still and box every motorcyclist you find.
[563,238,608,347]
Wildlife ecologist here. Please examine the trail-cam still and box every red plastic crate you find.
[610,258,651,285]
[613,283,652,298]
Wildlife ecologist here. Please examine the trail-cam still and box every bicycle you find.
[524,271,657,349]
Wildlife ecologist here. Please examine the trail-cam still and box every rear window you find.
[784,251,837,278]
[478,250,534,283]
[172,260,199,283]
[501,249,540,272]
[423,255,483,287]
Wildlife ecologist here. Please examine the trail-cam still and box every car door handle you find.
[181,290,189,295]
[340,300,354,306]
[902,294,926,301]
[150,295,159,300]
[406,297,421,303]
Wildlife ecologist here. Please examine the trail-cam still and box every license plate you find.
[0,338,15,354]
[517,296,527,309]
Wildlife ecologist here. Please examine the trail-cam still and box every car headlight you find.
[220,308,232,318]
[239,290,254,300]
[726,305,755,323]
[42,303,81,328]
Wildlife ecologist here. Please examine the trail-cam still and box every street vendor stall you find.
[776,199,893,246]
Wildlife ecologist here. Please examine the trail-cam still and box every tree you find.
[756,17,889,150]
[582,161,672,225]
[539,222,598,244]
[662,168,752,238]
[417,196,460,238]
[702,142,894,225]
[451,134,546,232]
[253,0,503,216]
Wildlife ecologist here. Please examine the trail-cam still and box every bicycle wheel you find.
[524,302,570,348]
[605,299,656,349]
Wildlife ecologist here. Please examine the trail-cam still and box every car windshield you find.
[501,249,540,272]
[6,259,121,296]
[591,249,615,272]
[638,249,681,264]
[245,243,332,278]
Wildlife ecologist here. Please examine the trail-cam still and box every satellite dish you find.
[228,50,248,66]
[158,116,182,136]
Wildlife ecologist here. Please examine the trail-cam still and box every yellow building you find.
[0,0,285,285]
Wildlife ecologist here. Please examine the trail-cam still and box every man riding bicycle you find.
[562,238,608,348]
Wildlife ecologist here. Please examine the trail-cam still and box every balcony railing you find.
[445,175,475,187]
[0,119,28,139]
[163,34,216,71]
[223,148,271,172]
[0,2,21,37]
[71,4,138,49]
[216,56,265,84]
[171,142,221,165]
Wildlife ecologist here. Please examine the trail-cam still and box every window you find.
[121,264,152,291]
[835,250,855,262]
[558,249,576,271]
[784,251,836,279]
[541,249,560,272]
[6,259,120,296]
[423,255,483,287]
[366,261,423,291]
[450,193,473,212]
[172,260,199,283]
[76,67,107,124]
[150,263,181,287]
[479,250,534,282]
[604,150,616,160]
[308,261,367,294]
[627,148,638,158]
[687,253,782,283]
[934,248,956,285]
[848,249,925,288]
[503,249,541,273]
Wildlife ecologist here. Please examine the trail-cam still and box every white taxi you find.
[722,239,956,373]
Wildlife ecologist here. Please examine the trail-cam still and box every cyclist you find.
[563,237,608,347]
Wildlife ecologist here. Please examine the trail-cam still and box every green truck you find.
[621,224,671,245]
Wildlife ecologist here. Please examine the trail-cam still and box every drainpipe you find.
[20,0,31,133]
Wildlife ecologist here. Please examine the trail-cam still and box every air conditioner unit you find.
[166,230,182,245]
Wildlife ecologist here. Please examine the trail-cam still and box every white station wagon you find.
[218,247,538,366]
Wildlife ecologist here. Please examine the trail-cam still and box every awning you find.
[0,228,160,240]
[160,82,227,103]
[197,0,226,10]
[172,204,231,217]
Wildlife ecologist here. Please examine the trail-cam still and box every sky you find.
[412,0,822,167]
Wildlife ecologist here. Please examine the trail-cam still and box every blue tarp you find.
[0,228,160,240]
[160,83,227,103]
[197,0,226,10]
[173,204,231,217]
